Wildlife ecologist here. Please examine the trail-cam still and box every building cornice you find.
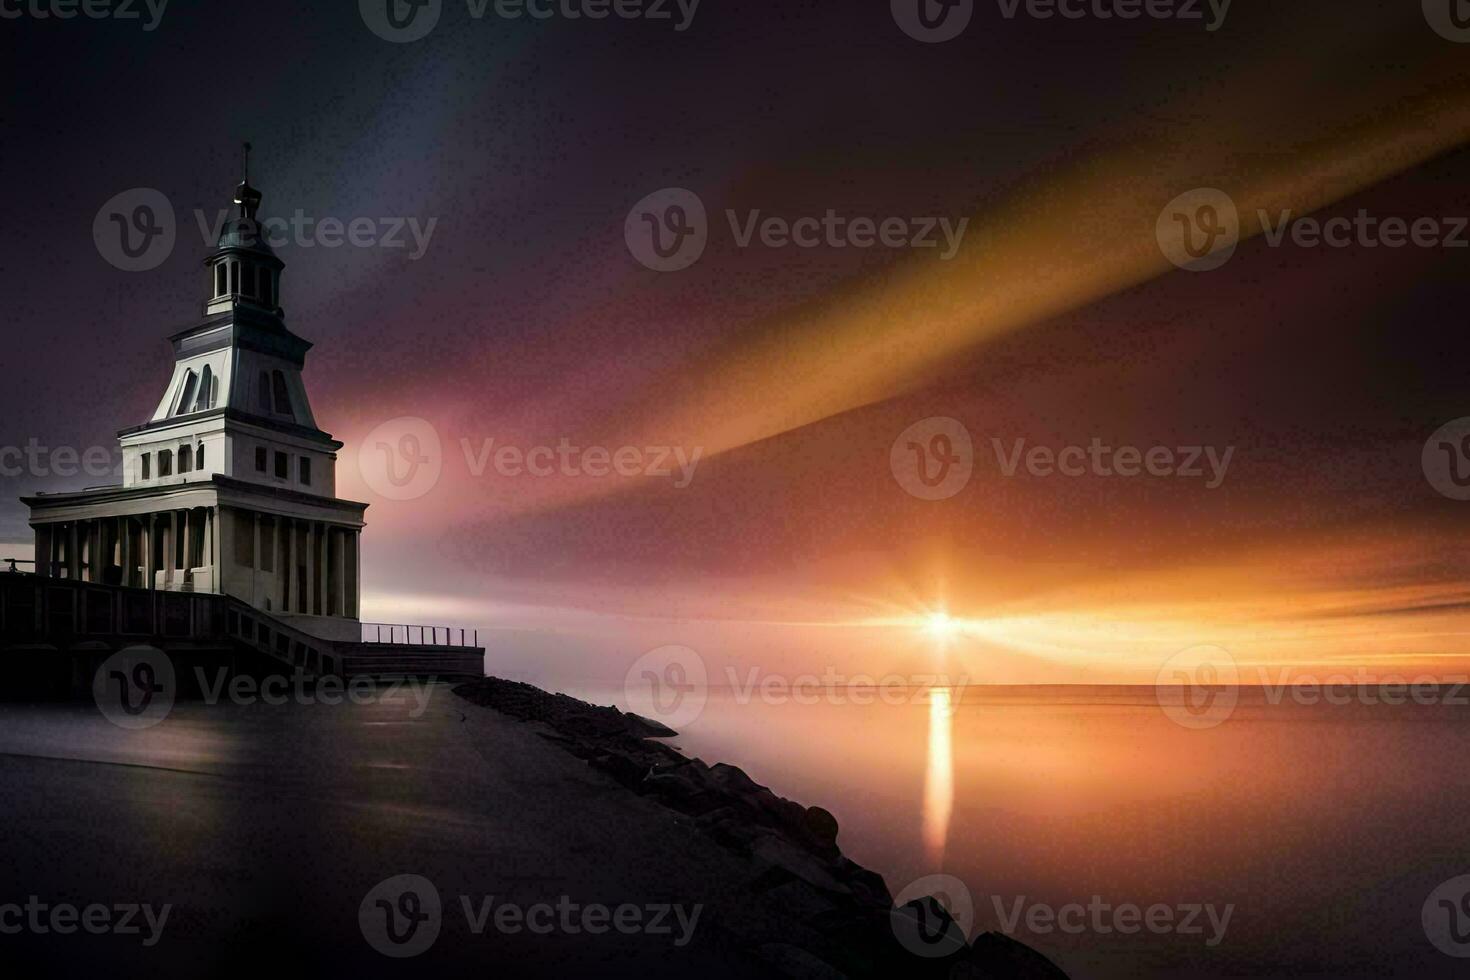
[167,308,313,365]
[23,474,369,526]
[117,407,343,449]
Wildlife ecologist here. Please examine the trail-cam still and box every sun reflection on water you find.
[922,686,954,867]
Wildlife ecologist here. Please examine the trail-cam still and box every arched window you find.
[158,450,173,477]
[176,371,198,417]
[271,370,293,418]
[179,445,193,473]
[195,365,215,412]
[196,442,206,471]
[215,264,227,297]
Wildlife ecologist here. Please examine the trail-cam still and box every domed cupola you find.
[205,142,285,318]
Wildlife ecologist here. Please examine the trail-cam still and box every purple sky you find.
[4,1,1470,685]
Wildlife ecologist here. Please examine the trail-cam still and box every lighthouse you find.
[21,160,368,644]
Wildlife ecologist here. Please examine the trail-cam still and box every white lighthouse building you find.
[23,168,366,643]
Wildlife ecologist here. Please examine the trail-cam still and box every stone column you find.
[162,514,173,590]
[143,515,155,589]
[318,523,329,617]
[91,521,103,583]
[304,520,316,614]
[252,512,261,606]
[181,509,193,584]
[120,516,133,588]
[218,507,235,599]
[284,518,296,612]
[33,525,51,578]
[351,530,361,618]
[332,528,346,618]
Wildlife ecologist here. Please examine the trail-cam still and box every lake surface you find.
[570,682,1470,978]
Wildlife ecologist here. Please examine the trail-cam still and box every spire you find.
[207,144,284,317]
[233,141,262,220]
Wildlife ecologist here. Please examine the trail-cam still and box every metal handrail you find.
[360,622,480,648]
[1,558,34,574]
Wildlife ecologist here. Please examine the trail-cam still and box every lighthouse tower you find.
[22,160,368,642]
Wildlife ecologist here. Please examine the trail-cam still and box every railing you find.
[361,622,480,648]
[0,571,229,646]
[2,558,34,574]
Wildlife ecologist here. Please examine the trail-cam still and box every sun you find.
[924,612,961,640]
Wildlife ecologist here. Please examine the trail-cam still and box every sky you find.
[3,0,1470,686]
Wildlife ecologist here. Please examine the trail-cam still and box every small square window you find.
[299,457,311,486]
[274,451,288,479]
[255,446,267,472]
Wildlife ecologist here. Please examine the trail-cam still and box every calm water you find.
[572,683,1470,978]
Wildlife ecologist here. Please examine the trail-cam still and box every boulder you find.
[803,806,839,845]
[889,895,970,961]
[625,712,678,738]
[750,834,850,895]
